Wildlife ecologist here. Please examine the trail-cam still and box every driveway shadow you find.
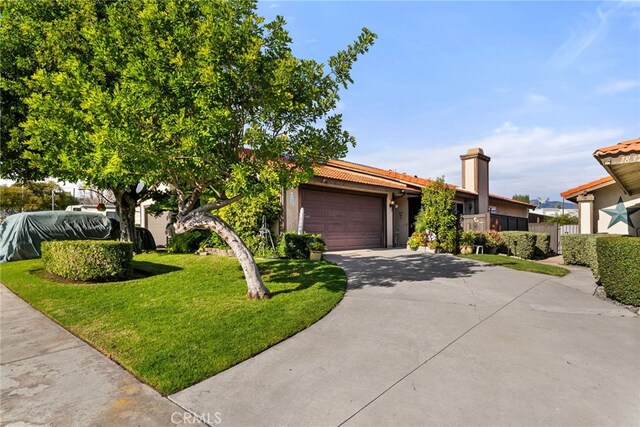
[327,250,480,289]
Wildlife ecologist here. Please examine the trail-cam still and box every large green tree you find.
[2,0,375,298]
[1,0,149,247]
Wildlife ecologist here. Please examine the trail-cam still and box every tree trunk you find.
[176,211,271,299]
[113,188,140,253]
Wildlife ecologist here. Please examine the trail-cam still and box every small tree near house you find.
[415,177,459,252]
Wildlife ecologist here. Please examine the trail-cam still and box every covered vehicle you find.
[0,211,112,262]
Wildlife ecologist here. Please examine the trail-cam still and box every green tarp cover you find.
[0,211,112,262]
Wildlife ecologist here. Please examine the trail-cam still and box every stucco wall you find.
[395,196,409,247]
[591,186,640,235]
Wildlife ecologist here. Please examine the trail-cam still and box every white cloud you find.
[524,93,548,105]
[493,121,519,134]
[551,1,636,67]
[346,125,625,200]
[595,79,639,95]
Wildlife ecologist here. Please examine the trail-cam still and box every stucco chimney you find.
[460,148,491,214]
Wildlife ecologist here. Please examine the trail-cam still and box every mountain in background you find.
[536,200,577,209]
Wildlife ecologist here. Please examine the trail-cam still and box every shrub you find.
[167,230,212,253]
[501,231,536,259]
[308,241,326,252]
[483,230,504,252]
[278,232,324,259]
[41,240,133,281]
[415,177,458,252]
[596,237,640,306]
[532,232,551,258]
[561,234,606,280]
[460,230,476,248]
[407,235,420,251]
[407,231,430,251]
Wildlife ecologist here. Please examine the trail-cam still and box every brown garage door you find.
[300,187,384,250]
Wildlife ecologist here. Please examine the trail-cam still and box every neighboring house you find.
[530,207,578,218]
[283,148,535,251]
[561,137,640,236]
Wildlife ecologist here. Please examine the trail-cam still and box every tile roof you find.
[593,137,640,156]
[320,159,532,208]
[313,165,409,190]
[560,176,615,199]
[326,159,477,195]
[488,194,536,208]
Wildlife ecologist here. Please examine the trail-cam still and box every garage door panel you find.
[300,188,384,250]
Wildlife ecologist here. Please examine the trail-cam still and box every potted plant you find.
[483,230,504,254]
[307,241,326,261]
[427,240,441,253]
[460,230,476,254]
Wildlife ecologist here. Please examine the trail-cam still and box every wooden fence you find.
[528,223,579,254]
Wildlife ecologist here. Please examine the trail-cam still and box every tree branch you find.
[191,194,243,215]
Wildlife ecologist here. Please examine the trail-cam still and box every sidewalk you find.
[0,285,195,426]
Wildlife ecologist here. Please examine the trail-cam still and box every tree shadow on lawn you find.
[326,251,482,289]
[132,260,183,277]
[260,260,346,296]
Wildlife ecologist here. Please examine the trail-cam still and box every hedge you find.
[532,232,551,258]
[500,231,537,259]
[561,234,603,280]
[278,232,324,259]
[596,237,640,306]
[42,240,133,282]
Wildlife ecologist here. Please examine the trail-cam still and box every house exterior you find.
[283,148,534,251]
[561,137,640,236]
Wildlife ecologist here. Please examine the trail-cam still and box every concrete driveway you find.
[171,249,639,426]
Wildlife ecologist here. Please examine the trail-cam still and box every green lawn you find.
[459,254,570,277]
[0,253,346,395]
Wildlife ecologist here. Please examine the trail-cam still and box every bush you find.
[407,235,420,251]
[501,231,536,259]
[482,230,504,252]
[407,231,430,251]
[42,240,133,281]
[308,241,326,252]
[460,230,476,248]
[532,232,551,258]
[596,237,640,306]
[167,230,212,254]
[278,232,324,259]
[561,234,605,280]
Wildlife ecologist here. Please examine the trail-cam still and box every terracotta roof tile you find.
[313,165,409,190]
[488,194,536,208]
[593,137,640,156]
[326,159,477,195]
[324,159,532,208]
[560,176,615,199]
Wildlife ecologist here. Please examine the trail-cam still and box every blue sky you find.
[259,1,640,200]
